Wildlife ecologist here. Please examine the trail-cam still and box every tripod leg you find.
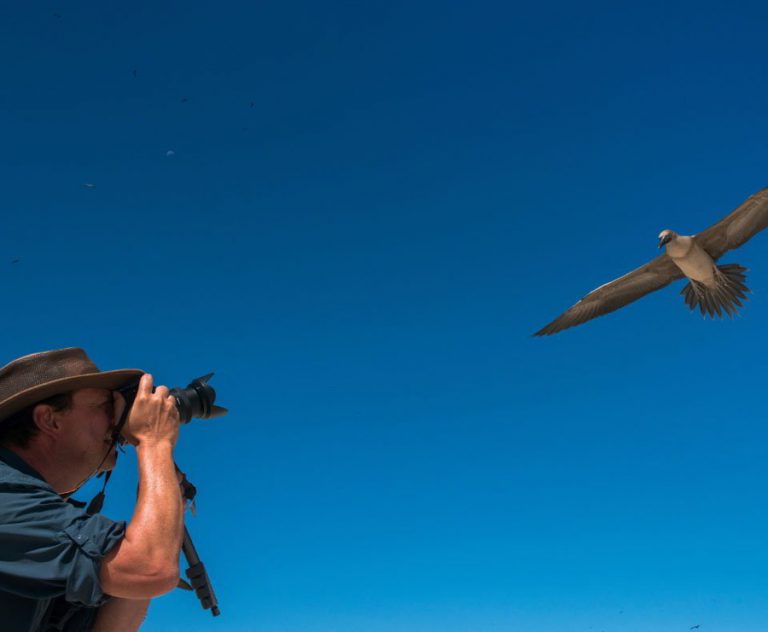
[182,526,221,616]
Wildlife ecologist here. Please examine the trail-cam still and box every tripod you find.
[179,472,221,616]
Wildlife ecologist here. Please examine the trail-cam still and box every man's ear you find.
[32,404,60,438]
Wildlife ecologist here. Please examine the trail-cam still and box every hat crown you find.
[0,348,100,403]
[0,349,143,425]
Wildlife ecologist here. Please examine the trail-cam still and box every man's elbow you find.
[100,561,181,599]
[141,563,181,596]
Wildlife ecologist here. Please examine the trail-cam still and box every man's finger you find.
[137,372,153,395]
[154,385,170,399]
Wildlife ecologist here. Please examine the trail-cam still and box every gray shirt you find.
[0,447,126,631]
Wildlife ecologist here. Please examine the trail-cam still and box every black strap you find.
[81,400,130,515]
[85,471,112,515]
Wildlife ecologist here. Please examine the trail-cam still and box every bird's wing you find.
[534,253,684,336]
[695,187,768,260]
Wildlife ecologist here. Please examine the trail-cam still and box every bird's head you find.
[658,229,677,249]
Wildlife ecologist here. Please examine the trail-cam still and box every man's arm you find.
[99,374,185,599]
[92,597,150,632]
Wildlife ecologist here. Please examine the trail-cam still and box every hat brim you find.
[0,369,145,423]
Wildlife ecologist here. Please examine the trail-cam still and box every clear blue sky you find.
[2,1,768,630]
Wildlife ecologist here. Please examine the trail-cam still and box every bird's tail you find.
[680,263,750,318]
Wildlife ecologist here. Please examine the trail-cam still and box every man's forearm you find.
[100,378,186,598]
[98,443,185,597]
[92,597,150,632]
[128,442,185,569]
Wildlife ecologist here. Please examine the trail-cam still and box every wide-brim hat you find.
[0,348,144,423]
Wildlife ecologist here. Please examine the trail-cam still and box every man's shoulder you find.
[0,459,89,532]
[0,459,63,525]
[0,457,52,491]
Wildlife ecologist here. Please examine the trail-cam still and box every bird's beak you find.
[658,235,671,248]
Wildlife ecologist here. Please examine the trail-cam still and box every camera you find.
[113,373,228,441]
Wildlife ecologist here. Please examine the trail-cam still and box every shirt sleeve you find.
[0,482,126,608]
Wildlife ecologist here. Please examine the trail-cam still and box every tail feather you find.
[698,290,711,316]
[711,292,724,318]
[683,285,695,309]
[679,264,750,319]
[721,289,737,317]
[703,291,717,317]
[714,286,734,317]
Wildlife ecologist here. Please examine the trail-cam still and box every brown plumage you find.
[534,187,768,336]
[680,263,749,318]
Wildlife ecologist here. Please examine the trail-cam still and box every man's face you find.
[54,387,118,473]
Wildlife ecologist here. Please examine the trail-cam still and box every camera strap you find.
[82,393,134,514]
[85,471,111,515]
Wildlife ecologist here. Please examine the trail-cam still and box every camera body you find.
[114,373,227,440]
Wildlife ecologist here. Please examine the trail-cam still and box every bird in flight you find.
[534,187,768,335]
[81,183,96,189]
[10,259,19,264]
[689,626,701,630]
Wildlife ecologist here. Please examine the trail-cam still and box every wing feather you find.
[695,187,768,260]
[534,254,684,335]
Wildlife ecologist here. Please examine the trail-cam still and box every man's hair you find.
[0,393,74,448]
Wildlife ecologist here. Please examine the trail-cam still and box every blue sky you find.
[2,1,768,630]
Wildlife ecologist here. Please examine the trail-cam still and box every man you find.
[0,348,185,631]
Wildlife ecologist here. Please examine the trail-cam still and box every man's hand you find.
[100,373,185,599]
[119,374,180,448]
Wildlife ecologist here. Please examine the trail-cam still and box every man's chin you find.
[97,445,118,472]
[98,462,116,473]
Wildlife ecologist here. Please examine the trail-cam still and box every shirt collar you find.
[0,446,46,482]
